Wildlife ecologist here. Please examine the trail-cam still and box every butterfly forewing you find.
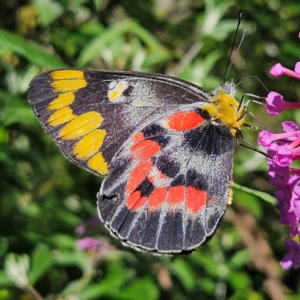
[28,69,210,176]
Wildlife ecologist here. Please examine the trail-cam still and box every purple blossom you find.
[280,238,300,269]
[267,165,289,187]
[258,130,276,148]
[264,91,300,115]
[77,237,103,250]
[274,145,293,167]
[275,190,295,226]
[282,121,299,133]
[260,33,300,269]
[295,62,300,74]
[270,62,300,80]
[265,92,285,115]
[76,237,116,260]
[258,130,300,149]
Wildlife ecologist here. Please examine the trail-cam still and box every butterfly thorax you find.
[202,88,246,136]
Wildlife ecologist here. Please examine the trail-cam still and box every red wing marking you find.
[125,160,152,195]
[148,186,168,211]
[167,185,185,207]
[131,139,161,161]
[164,111,204,131]
[131,132,145,144]
[186,186,207,214]
[126,191,147,210]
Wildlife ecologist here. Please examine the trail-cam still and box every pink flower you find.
[265,92,285,115]
[258,130,300,149]
[76,237,116,261]
[77,237,102,250]
[295,62,300,73]
[264,90,300,116]
[280,238,300,269]
[282,121,299,133]
[260,33,300,269]
[270,62,300,80]
[274,145,293,167]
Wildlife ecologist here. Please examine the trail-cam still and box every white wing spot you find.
[108,80,129,101]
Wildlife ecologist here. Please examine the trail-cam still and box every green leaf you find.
[28,246,53,285]
[119,278,159,300]
[93,0,104,12]
[49,234,78,249]
[0,89,38,129]
[77,20,169,67]
[171,257,195,291]
[0,271,13,287]
[196,277,215,295]
[228,271,251,290]
[0,238,9,259]
[3,107,36,128]
[77,281,121,300]
[233,183,277,205]
[53,248,89,271]
[229,249,250,269]
[62,263,129,298]
[33,0,64,26]
[0,29,66,68]
[61,279,84,297]
[0,288,12,299]
[233,188,262,218]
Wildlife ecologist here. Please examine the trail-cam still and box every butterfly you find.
[28,69,246,254]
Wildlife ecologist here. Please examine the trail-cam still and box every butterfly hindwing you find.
[98,106,234,254]
[28,69,210,176]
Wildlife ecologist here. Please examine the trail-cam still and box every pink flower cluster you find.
[75,217,115,260]
[258,45,300,269]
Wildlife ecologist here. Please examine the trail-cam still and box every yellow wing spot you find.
[73,129,106,160]
[108,80,129,101]
[87,152,108,175]
[48,107,76,126]
[59,111,103,140]
[48,91,75,110]
[51,70,85,80]
[51,79,87,93]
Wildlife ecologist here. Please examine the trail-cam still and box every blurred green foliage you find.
[1,0,300,299]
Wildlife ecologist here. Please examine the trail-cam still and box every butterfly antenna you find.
[224,10,244,82]
[236,131,269,157]
[237,75,269,93]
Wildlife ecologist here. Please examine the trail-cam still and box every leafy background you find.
[1,0,300,299]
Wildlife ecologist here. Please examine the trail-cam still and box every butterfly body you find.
[28,69,245,254]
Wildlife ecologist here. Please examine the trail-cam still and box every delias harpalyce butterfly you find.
[28,66,249,254]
